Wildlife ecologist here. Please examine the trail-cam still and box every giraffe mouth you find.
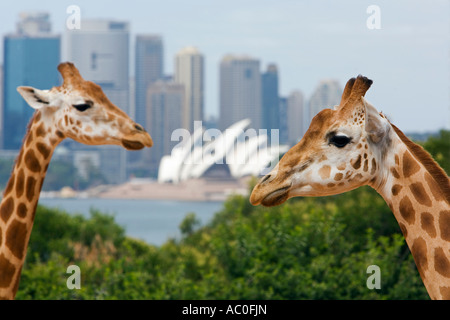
[121,139,145,150]
[260,186,290,207]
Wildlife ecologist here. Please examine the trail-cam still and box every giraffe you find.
[250,75,450,300]
[0,62,153,300]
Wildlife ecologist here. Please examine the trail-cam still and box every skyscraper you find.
[135,35,163,129]
[2,12,60,150]
[261,64,280,135]
[145,80,185,176]
[66,19,130,114]
[287,90,305,146]
[308,79,342,124]
[175,46,204,132]
[66,19,130,183]
[278,96,288,145]
[219,55,261,130]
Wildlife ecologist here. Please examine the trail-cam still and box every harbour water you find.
[38,198,224,246]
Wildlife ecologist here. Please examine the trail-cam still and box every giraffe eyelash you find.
[72,101,93,112]
[327,132,352,148]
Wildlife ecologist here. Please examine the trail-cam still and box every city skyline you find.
[0,1,448,134]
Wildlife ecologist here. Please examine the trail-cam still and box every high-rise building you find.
[2,13,60,150]
[135,35,163,129]
[145,80,185,176]
[261,64,279,135]
[278,96,288,145]
[0,65,3,148]
[287,90,305,146]
[308,79,342,124]
[66,19,130,183]
[66,19,130,114]
[219,55,261,130]
[175,46,204,132]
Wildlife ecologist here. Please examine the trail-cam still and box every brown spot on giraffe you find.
[337,163,346,170]
[15,169,25,198]
[424,172,445,202]
[420,212,436,238]
[434,247,450,278]
[409,182,432,207]
[36,142,51,159]
[402,150,420,178]
[318,165,331,179]
[439,210,450,242]
[15,150,23,168]
[334,173,343,181]
[0,253,16,288]
[55,130,65,139]
[3,173,15,196]
[327,183,335,188]
[24,149,41,173]
[363,159,368,172]
[411,237,428,279]
[395,154,400,165]
[35,122,46,138]
[399,223,408,239]
[25,130,33,148]
[391,184,402,196]
[6,219,28,260]
[351,155,361,169]
[25,176,37,202]
[0,197,14,223]
[399,196,415,225]
[390,167,400,179]
[17,203,27,219]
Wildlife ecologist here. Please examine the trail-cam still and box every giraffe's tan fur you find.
[0,62,152,299]
[250,75,450,299]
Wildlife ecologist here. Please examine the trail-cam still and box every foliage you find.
[420,129,450,175]
[16,186,429,300]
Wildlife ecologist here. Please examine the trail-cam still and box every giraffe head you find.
[16,62,153,150]
[251,75,392,206]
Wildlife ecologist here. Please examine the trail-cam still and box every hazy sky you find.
[1,0,449,132]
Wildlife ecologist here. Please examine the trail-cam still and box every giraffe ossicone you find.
[250,75,450,300]
[0,62,152,300]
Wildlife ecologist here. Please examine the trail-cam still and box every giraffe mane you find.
[391,123,450,203]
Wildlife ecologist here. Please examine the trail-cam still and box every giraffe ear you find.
[363,97,389,143]
[17,86,50,110]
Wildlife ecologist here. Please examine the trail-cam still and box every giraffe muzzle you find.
[250,184,291,207]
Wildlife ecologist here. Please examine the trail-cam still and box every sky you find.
[0,0,449,133]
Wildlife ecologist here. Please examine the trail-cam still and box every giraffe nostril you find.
[261,174,271,184]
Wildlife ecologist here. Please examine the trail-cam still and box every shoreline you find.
[40,177,253,202]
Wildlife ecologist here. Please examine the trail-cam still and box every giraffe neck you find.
[373,129,450,300]
[0,111,62,299]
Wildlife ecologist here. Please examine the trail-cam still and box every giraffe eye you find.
[329,135,351,148]
[72,103,92,112]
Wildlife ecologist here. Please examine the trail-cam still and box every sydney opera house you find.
[158,119,289,183]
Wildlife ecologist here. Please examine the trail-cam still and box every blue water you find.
[38,198,224,246]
